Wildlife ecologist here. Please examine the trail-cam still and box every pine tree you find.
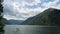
[0,0,5,34]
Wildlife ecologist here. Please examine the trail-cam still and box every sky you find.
[2,0,60,20]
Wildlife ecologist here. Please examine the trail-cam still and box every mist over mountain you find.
[22,8,60,26]
[8,19,24,25]
[1,18,24,25]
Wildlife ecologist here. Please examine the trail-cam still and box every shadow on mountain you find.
[21,8,60,26]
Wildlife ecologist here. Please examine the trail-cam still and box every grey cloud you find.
[25,0,35,3]
[3,3,28,19]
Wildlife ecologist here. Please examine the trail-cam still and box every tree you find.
[0,1,5,34]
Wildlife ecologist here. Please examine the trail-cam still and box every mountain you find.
[1,18,24,25]
[22,8,60,26]
[0,16,24,25]
[8,20,24,25]
[21,17,34,25]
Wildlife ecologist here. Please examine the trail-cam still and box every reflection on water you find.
[4,25,60,34]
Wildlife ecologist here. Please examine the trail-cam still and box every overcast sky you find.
[2,0,60,20]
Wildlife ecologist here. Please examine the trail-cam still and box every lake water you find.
[4,25,60,34]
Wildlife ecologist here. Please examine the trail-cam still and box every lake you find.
[4,25,60,34]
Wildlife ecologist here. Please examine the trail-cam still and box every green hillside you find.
[23,8,60,26]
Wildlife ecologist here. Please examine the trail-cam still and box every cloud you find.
[23,0,41,6]
[4,15,25,20]
[42,0,60,8]
[3,0,60,20]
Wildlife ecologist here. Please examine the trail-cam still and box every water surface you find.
[4,25,60,34]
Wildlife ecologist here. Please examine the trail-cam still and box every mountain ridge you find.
[22,8,60,26]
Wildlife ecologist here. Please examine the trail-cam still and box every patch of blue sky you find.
[57,1,60,4]
[52,0,60,6]
[54,1,60,7]
[23,0,55,9]
[40,0,54,3]
[23,3,43,9]
[37,3,44,8]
